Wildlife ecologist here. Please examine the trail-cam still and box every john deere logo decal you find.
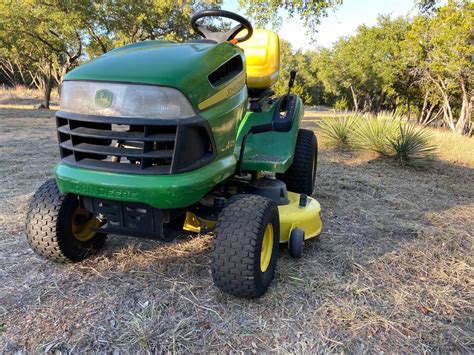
[95,89,113,108]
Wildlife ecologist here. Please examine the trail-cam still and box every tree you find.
[77,0,221,57]
[238,0,342,35]
[0,0,87,107]
[311,16,411,113]
[404,0,473,134]
[272,41,323,105]
[0,0,221,107]
[416,0,440,13]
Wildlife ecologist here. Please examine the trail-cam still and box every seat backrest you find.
[237,29,280,90]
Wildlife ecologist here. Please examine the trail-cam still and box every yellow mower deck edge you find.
[277,192,323,243]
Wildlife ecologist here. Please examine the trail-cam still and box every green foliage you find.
[416,0,441,13]
[319,114,358,148]
[79,0,222,54]
[312,1,472,135]
[272,41,323,105]
[403,0,473,134]
[238,0,342,35]
[320,112,437,165]
[334,97,348,111]
[313,15,411,112]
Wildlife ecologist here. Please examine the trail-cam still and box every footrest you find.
[247,154,285,163]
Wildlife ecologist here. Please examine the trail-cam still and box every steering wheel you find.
[191,9,253,44]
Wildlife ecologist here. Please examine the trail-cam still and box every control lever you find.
[287,70,296,95]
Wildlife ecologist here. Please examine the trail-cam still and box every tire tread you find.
[25,178,105,263]
[211,194,279,298]
[282,129,317,195]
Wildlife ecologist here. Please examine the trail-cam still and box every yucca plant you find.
[318,114,358,148]
[387,124,437,165]
[350,116,399,155]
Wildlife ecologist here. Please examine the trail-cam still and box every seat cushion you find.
[237,29,280,89]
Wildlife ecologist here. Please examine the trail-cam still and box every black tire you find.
[25,178,106,263]
[289,228,305,258]
[211,194,280,298]
[281,129,318,195]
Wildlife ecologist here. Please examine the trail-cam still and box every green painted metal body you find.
[56,40,304,209]
[66,40,241,109]
[55,155,237,209]
[237,97,304,173]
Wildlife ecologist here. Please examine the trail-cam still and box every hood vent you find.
[208,55,243,87]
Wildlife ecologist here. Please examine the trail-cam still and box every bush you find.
[351,116,399,154]
[351,116,436,165]
[334,97,348,111]
[387,124,437,165]
[318,115,358,147]
[318,112,437,165]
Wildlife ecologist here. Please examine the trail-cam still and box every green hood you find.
[65,40,243,110]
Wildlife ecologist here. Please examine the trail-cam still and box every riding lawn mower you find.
[25,10,323,298]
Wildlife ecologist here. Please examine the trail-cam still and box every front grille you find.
[56,112,215,175]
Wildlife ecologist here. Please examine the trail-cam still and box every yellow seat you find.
[237,29,280,90]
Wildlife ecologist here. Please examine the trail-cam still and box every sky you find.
[223,0,418,51]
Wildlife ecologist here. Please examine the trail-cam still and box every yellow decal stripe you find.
[198,74,246,111]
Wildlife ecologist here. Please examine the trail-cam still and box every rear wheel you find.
[26,178,106,263]
[211,194,279,298]
[281,129,318,195]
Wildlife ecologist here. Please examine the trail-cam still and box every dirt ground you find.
[0,106,473,352]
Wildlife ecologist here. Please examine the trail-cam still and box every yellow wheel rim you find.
[71,207,101,242]
[260,223,274,272]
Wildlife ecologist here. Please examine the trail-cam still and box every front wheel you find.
[211,194,280,298]
[25,178,106,263]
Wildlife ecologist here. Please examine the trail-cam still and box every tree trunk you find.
[349,84,358,111]
[363,93,371,113]
[422,103,437,125]
[30,71,44,91]
[418,92,429,123]
[374,91,384,113]
[407,98,411,120]
[426,72,458,132]
[0,57,18,86]
[53,63,69,87]
[442,100,455,131]
[43,59,53,109]
[455,75,471,135]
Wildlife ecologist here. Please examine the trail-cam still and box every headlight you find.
[60,81,196,119]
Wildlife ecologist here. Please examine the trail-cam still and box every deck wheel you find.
[288,228,305,258]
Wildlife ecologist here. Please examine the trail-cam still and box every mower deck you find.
[278,192,322,243]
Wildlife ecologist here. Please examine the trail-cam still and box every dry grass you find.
[430,129,474,167]
[0,85,59,107]
[0,98,473,352]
